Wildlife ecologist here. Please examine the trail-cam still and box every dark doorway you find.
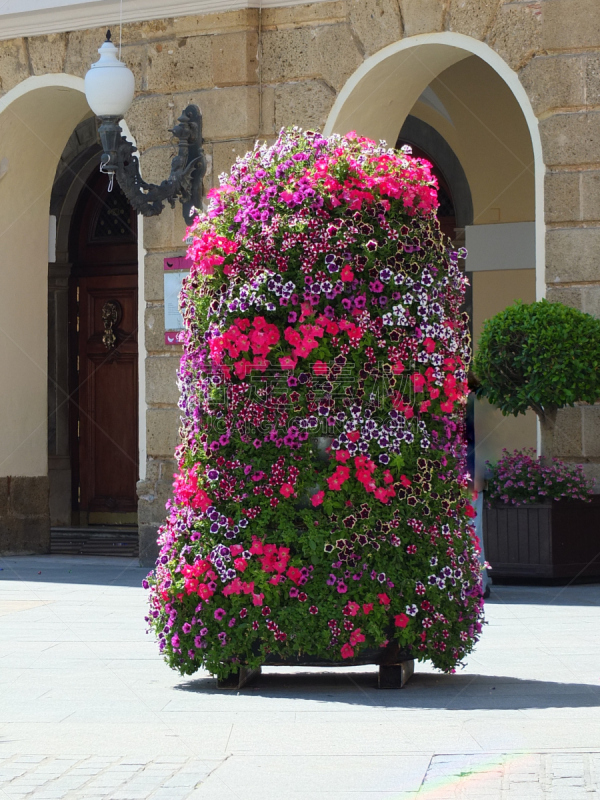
[68,170,139,526]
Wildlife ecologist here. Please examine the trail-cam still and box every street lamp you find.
[84,31,205,222]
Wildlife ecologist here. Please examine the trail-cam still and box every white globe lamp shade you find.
[85,38,135,118]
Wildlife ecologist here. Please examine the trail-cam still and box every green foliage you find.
[473,300,600,417]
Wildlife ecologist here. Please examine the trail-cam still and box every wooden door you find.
[69,171,138,524]
[77,275,138,515]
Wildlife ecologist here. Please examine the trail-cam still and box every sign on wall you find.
[164,256,191,345]
[464,222,535,271]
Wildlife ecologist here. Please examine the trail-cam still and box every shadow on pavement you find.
[177,670,600,710]
[0,555,147,588]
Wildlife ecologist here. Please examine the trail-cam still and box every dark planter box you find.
[483,496,600,580]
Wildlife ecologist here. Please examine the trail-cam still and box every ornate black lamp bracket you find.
[97,104,206,222]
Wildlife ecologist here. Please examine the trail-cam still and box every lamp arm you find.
[98,104,206,221]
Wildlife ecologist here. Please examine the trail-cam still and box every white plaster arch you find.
[0,74,90,477]
[324,32,545,302]
[0,73,146,485]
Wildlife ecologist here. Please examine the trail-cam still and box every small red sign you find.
[164,255,193,271]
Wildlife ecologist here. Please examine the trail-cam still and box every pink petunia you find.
[340,643,354,659]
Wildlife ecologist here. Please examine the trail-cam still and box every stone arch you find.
[0,75,92,550]
[324,32,545,301]
[0,75,89,482]
[324,32,545,473]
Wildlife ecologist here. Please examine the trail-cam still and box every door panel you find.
[77,274,138,515]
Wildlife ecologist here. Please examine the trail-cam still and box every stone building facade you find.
[0,0,598,563]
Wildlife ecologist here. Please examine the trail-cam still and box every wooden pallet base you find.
[216,660,415,690]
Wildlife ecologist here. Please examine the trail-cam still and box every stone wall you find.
[0,0,599,560]
[0,477,50,555]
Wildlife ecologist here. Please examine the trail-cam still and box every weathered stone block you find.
[274,80,336,132]
[585,55,600,107]
[212,30,258,86]
[543,0,600,52]
[212,139,255,185]
[448,0,498,40]
[539,112,600,167]
[261,27,314,84]
[125,94,174,152]
[170,9,257,39]
[262,22,361,90]
[27,33,67,74]
[9,476,49,517]
[139,146,175,187]
[580,285,600,319]
[582,405,600,458]
[186,86,260,141]
[138,480,172,525]
[519,55,585,117]
[145,251,181,303]
[143,203,188,251]
[146,407,181,457]
[262,2,345,28]
[347,0,403,56]
[400,0,445,36]
[488,3,542,71]
[313,24,363,91]
[145,306,169,353]
[0,39,30,94]
[147,36,213,94]
[138,523,160,566]
[546,227,600,283]
[260,85,276,137]
[544,171,581,224]
[0,517,50,555]
[120,44,147,91]
[159,458,177,481]
[581,172,600,221]
[580,462,600,493]
[146,356,180,406]
[64,27,106,79]
[554,406,583,459]
[546,284,583,310]
[120,18,171,44]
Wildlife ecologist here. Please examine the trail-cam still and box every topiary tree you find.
[145,128,485,681]
[473,299,600,456]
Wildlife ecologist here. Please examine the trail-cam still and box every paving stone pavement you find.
[0,752,599,799]
[1,555,600,799]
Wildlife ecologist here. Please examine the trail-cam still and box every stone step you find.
[50,527,139,558]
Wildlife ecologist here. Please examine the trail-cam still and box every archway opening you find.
[0,77,90,553]
[325,35,543,482]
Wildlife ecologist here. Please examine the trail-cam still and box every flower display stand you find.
[146,129,486,686]
[217,642,414,690]
[483,497,600,581]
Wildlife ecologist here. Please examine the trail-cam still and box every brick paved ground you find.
[1,556,599,799]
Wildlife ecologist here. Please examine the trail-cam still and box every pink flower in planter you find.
[340,643,354,659]
[311,491,325,507]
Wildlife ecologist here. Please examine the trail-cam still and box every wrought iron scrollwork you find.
[97,105,206,222]
[101,300,120,351]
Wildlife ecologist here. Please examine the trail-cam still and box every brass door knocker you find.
[101,300,120,350]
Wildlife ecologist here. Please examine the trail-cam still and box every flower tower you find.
[145,129,485,681]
